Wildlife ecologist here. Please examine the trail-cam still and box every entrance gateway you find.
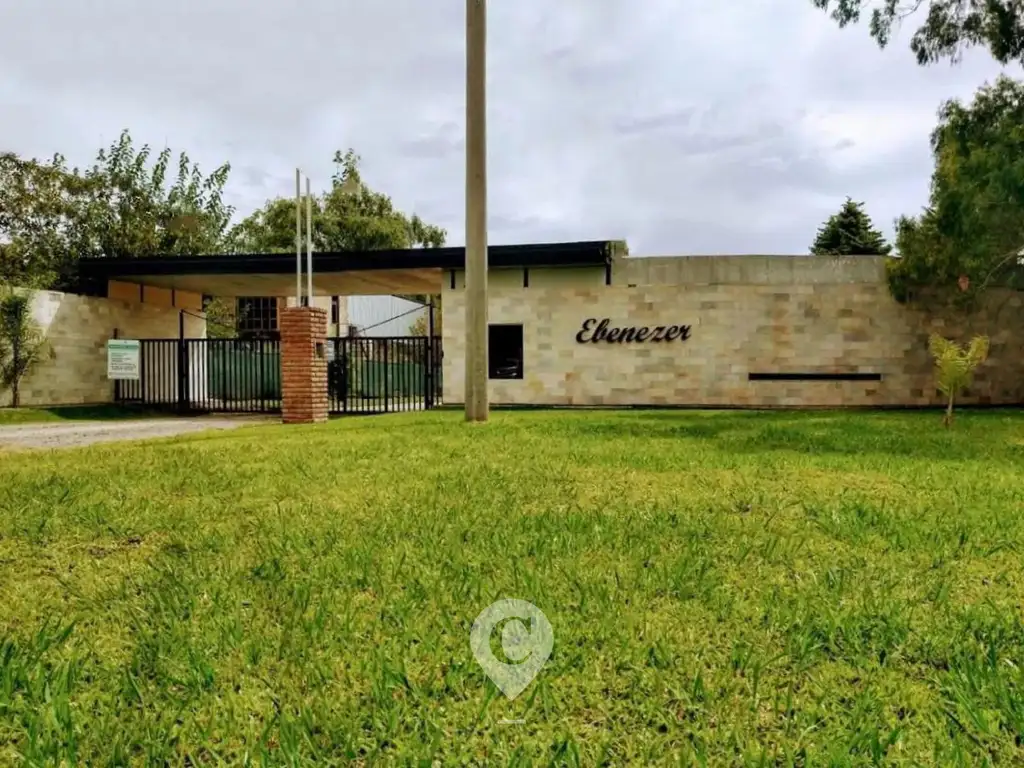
[80,241,613,417]
[110,335,443,416]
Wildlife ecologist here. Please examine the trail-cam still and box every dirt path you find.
[0,416,274,451]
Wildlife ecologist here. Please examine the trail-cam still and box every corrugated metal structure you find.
[346,295,428,337]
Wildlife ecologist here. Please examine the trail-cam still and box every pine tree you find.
[810,198,892,256]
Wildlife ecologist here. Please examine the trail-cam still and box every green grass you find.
[0,404,170,425]
[1,409,1023,765]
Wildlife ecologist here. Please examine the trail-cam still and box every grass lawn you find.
[0,404,169,425]
[1,409,1023,765]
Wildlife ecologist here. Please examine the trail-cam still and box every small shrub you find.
[0,288,53,408]
[928,333,989,427]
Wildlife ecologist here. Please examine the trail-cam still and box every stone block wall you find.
[1,288,206,407]
[442,256,1024,408]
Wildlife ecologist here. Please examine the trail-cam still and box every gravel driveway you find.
[0,416,273,451]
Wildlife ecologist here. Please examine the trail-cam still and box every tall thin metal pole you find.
[427,297,436,409]
[295,168,302,306]
[464,0,488,422]
[305,177,313,305]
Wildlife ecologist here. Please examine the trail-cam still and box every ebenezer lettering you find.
[575,318,692,344]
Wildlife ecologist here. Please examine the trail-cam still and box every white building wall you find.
[347,295,428,336]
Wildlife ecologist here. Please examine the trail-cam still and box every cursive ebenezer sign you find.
[576,317,692,344]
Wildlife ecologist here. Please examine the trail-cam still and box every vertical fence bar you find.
[394,339,401,411]
[168,341,175,406]
[219,340,225,412]
[201,340,206,411]
[140,340,148,405]
[245,339,252,414]
[357,339,363,413]
[403,342,411,411]
[365,339,370,411]
[356,342,364,415]
[405,339,411,411]
[383,340,389,413]
[342,338,349,414]
[178,339,189,413]
[163,341,171,406]
[424,335,431,409]
[154,341,161,405]
[258,339,264,413]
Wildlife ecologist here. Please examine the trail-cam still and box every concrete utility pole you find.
[464,0,489,422]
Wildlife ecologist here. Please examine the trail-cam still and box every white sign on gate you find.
[107,339,141,380]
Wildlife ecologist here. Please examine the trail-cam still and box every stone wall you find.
[442,256,1024,407]
[1,287,205,408]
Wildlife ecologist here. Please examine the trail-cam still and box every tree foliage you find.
[810,198,892,255]
[888,75,1024,304]
[928,333,989,426]
[0,129,233,289]
[813,0,1024,66]
[0,287,52,407]
[409,314,427,337]
[226,149,445,253]
[0,153,89,289]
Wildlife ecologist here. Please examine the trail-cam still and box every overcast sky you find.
[1,0,1020,255]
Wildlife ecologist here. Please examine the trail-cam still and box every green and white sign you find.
[107,339,141,380]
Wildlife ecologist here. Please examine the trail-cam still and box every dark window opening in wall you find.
[748,372,882,382]
[331,295,340,325]
[489,324,523,379]
[236,297,279,340]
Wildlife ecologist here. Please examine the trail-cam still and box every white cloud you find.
[0,0,1020,254]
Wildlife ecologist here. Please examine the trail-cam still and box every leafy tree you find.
[888,76,1024,305]
[79,130,233,260]
[812,0,1024,66]
[928,333,989,426]
[0,152,89,288]
[0,287,52,408]
[0,130,233,290]
[810,198,892,255]
[226,149,445,253]
[409,314,426,336]
[202,296,247,340]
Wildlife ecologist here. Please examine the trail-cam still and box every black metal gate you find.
[114,336,441,415]
[327,336,442,414]
[114,338,283,414]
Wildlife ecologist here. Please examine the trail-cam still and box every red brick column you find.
[280,306,328,424]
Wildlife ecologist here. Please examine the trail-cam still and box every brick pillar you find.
[280,306,328,424]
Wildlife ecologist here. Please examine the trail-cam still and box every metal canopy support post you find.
[177,311,188,412]
[426,297,435,409]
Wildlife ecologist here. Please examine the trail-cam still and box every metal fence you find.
[115,336,441,415]
[115,339,282,413]
[328,336,442,414]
